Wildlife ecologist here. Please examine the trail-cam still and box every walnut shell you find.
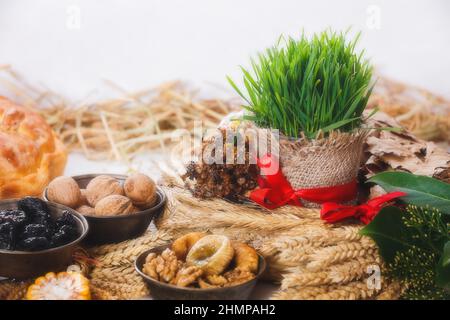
[86,175,124,207]
[47,176,82,208]
[124,173,157,209]
[76,205,95,216]
[94,195,135,216]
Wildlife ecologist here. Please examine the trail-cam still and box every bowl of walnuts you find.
[135,232,266,300]
[43,173,166,245]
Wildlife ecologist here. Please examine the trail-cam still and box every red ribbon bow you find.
[249,154,358,209]
[320,191,407,224]
[249,154,406,224]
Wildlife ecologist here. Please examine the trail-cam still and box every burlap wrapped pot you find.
[279,130,367,208]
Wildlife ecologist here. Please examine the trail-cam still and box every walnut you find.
[85,175,124,206]
[223,269,255,286]
[198,274,228,288]
[198,278,214,289]
[47,176,82,208]
[124,173,157,209]
[94,195,135,216]
[159,248,179,282]
[142,249,179,283]
[76,205,95,215]
[143,253,159,280]
[206,274,228,286]
[173,266,203,287]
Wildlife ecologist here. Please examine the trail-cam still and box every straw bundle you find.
[368,76,450,143]
[0,65,237,162]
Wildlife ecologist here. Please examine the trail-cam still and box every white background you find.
[0,0,449,100]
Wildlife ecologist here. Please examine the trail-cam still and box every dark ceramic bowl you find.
[0,199,88,279]
[43,174,166,245]
[135,245,267,300]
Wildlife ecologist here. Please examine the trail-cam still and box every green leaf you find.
[360,206,411,263]
[363,106,379,120]
[435,241,450,289]
[369,172,450,213]
[443,241,450,267]
[226,75,251,105]
[320,117,360,133]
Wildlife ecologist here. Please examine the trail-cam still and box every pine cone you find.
[183,129,259,200]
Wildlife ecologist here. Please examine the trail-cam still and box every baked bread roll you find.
[0,97,67,199]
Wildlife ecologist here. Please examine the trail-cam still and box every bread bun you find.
[0,97,67,199]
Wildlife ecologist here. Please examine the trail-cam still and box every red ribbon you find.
[249,154,358,209]
[249,154,406,224]
[320,191,407,224]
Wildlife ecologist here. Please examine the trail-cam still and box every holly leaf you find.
[360,206,411,263]
[369,172,450,213]
[436,241,450,290]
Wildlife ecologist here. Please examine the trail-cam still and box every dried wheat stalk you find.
[376,280,404,300]
[88,230,172,256]
[157,187,323,235]
[281,256,380,289]
[306,238,378,271]
[272,286,329,300]
[90,279,149,300]
[369,76,450,143]
[315,279,380,300]
[86,230,172,299]
[90,265,143,286]
[155,181,395,300]
[0,65,237,162]
[273,279,382,300]
[90,285,120,300]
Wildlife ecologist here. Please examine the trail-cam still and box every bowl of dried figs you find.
[43,173,166,245]
[0,197,88,279]
[135,232,266,300]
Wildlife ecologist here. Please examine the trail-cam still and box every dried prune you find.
[17,197,48,214]
[0,221,19,250]
[18,197,52,226]
[22,224,50,238]
[55,211,77,228]
[1,197,80,251]
[29,210,52,226]
[60,224,77,236]
[0,210,27,226]
[18,237,50,251]
[50,227,77,247]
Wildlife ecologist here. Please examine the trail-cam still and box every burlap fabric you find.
[279,131,367,208]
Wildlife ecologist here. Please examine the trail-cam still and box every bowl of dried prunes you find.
[0,197,88,279]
